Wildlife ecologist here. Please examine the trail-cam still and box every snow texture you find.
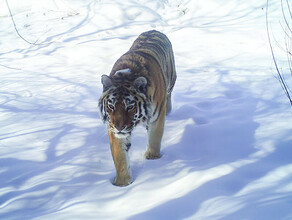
[0,0,292,219]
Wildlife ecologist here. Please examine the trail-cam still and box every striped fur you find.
[98,30,176,186]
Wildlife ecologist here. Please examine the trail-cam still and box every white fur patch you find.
[114,132,130,139]
[114,68,131,75]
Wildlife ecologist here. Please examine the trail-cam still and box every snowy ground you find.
[1,0,292,219]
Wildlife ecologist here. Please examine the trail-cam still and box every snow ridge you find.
[0,0,292,219]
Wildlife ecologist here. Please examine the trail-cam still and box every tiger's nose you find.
[115,124,126,132]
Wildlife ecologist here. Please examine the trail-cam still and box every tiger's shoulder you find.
[109,30,176,93]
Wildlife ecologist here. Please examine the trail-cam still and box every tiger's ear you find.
[101,75,113,92]
[134,76,147,93]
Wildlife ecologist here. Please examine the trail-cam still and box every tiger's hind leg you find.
[166,50,176,116]
[145,104,166,159]
[166,93,172,115]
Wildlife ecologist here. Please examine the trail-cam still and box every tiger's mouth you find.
[108,124,133,138]
[117,131,127,135]
[114,131,131,139]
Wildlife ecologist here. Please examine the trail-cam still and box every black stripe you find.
[125,143,131,152]
[143,102,148,115]
[153,104,158,116]
[100,103,103,113]
[138,101,142,115]
[152,103,163,123]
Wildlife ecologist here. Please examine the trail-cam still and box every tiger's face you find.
[99,76,150,138]
[106,89,138,137]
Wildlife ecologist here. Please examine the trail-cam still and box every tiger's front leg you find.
[108,128,132,186]
[145,104,166,159]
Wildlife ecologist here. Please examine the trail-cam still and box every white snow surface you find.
[1,0,292,219]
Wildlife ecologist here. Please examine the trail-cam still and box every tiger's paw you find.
[113,175,132,187]
[144,150,161,160]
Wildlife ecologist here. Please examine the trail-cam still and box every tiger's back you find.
[99,30,176,186]
[129,30,176,95]
[109,30,176,118]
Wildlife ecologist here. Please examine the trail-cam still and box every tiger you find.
[98,30,177,186]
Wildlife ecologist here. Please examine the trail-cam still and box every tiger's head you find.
[98,74,150,138]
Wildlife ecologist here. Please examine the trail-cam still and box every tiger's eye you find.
[107,100,115,111]
[127,105,134,111]
[107,104,114,111]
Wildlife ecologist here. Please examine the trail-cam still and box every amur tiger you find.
[99,30,176,186]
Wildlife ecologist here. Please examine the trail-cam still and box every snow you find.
[114,68,131,75]
[0,0,292,219]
